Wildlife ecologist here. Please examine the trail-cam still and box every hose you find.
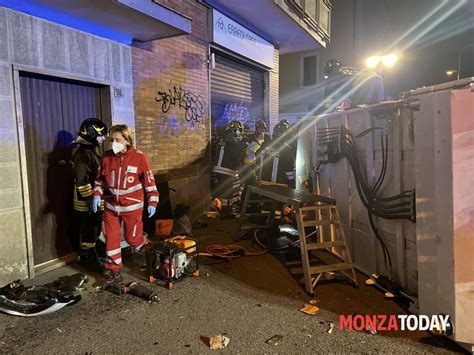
[199,229,267,260]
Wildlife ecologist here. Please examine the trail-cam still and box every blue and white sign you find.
[212,9,274,68]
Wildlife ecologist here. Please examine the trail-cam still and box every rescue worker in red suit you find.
[92,124,158,284]
[71,118,108,270]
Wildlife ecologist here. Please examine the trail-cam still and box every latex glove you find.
[92,196,101,213]
[147,206,156,218]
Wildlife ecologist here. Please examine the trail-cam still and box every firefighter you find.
[242,129,264,187]
[92,124,158,285]
[272,119,296,187]
[71,118,108,270]
[323,58,384,110]
[252,119,271,150]
[221,120,246,170]
[215,120,247,218]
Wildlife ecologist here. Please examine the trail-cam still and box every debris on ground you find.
[0,273,85,317]
[309,299,318,305]
[365,274,414,302]
[367,326,377,335]
[299,304,320,315]
[265,335,283,346]
[105,282,158,302]
[209,335,230,349]
[327,322,335,334]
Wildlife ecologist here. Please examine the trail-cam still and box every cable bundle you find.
[316,125,415,268]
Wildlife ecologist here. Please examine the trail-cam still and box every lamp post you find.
[366,53,399,77]
[457,43,474,80]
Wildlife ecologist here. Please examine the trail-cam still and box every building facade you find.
[0,0,329,284]
[280,0,474,121]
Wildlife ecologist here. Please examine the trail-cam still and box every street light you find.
[366,53,399,76]
[366,56,381,69]
[382,54,398,68]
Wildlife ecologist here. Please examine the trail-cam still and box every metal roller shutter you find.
[211,54,265,133]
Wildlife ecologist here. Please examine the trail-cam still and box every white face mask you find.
[112,142,125,154]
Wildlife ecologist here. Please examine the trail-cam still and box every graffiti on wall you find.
[214,101,257,130]
[156,114,180,137]
[155,86,206,126]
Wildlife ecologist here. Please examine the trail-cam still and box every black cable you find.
[316,125,416,269]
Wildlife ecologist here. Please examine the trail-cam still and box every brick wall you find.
[132,0,210,181]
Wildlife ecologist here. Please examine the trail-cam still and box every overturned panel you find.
[297,101,417,295]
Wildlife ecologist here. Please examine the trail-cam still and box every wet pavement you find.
[0,217,467,354]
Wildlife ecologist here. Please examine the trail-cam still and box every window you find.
[319,0,330,34]
[305,0,317,22]
[302,55,318,86]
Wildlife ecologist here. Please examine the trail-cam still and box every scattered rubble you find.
[299,304,320,315]
[209,335,230,349]
[265,335,283,346]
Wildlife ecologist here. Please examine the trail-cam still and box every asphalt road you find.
[0,217,466,354]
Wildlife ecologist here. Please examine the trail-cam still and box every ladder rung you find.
[306,241,345,250]
[290,263,351,275]
[303,219,338,227]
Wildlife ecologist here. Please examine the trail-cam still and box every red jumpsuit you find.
[94,148,159,271]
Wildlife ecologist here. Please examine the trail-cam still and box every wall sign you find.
[212,8,274,68]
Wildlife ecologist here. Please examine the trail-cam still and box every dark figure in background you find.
[71,118,108,270]
[272,120,296,187]
[213,120,247,218]
[243,119,270,184]
[251,119,271,150]
[323,58,384,111]
[221,120,247,171]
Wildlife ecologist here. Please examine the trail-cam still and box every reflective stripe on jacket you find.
[94,148,159,214]
[244,141,261,165]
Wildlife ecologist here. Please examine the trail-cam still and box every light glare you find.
[383,54,398,68]
[366,56,381,69]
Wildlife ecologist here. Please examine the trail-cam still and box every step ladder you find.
[292,203,358,295]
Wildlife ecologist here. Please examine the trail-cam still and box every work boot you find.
[102,269,123,286]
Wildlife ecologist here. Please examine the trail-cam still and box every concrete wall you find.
[0,7,134,284]
[279,50,325,115]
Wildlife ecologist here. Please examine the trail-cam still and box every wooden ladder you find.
[292,203,358,295]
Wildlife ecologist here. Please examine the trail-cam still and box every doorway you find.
[19,72,110,266]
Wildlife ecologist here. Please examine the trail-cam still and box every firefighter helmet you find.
[273,119,290,140]
[324,58,342,79]
[226,120,243,133]
[255,119,267,132]
[78,118,108,144]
